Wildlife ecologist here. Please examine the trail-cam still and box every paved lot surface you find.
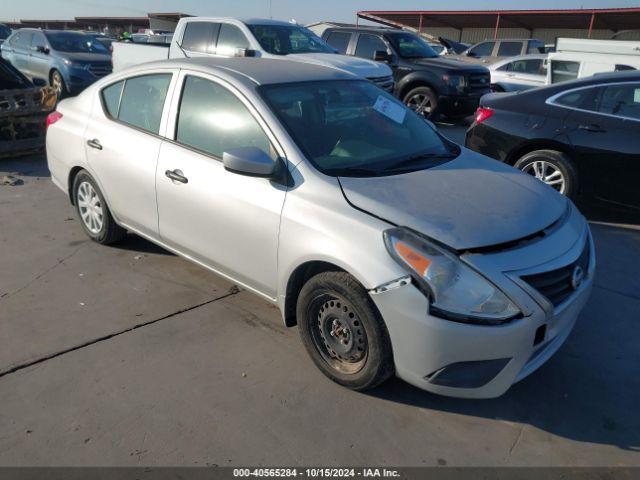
[1,125,639,466]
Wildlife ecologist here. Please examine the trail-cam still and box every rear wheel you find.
[297,271,394,390]
[72,170,126,245]
[50,70,66,99]
[514,150,578,198]
[403,86,438,119]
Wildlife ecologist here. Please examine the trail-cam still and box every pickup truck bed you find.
[112,42,170,72]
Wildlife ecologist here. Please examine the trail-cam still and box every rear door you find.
[83,70,177,238]
[8,31,33,75]
[561,82,640,208]
[156,71,287,297]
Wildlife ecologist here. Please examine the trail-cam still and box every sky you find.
[1,0,639,24]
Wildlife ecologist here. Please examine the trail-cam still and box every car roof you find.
[181,17,295,27]
[120,57,357,87]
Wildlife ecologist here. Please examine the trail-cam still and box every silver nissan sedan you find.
[46,57,594,398]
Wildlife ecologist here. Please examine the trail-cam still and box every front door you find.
[563,82,640,209]
[83,71,175,238]
[156,72,286,297]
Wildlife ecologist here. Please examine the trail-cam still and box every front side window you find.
[508,59,544,75]
[468,42,495,57]
[31,31,47,49]
[102,74,172,134]
[45,32,109,53]
[388,32,438,59]
[216,24,250,56]
[599,83,640,120]
[181,22,218,53]
[550,60,580,84]
[248,24,333,55]
[176,75,272,158]
[260,80,458,177]
[497,42,522,57]
[325,31,351,54]
[354,34,388,60]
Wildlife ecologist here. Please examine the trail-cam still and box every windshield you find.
[260,80,458,177]
[248,24,334,55]
[388,32,438,59]
[45,32,109,53]
[0,25,11,40]
[0,58,31,89]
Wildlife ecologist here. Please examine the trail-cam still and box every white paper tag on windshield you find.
[373,96,406,124]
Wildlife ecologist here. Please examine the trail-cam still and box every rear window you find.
[551,60,580,84]
[325,31,351,54]
[181,22,217,53]
[599,83,640,120]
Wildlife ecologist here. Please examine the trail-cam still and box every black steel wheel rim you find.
[308,293,368,375]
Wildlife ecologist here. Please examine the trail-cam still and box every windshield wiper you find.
[324,167,385,177]
[383,152,458,173]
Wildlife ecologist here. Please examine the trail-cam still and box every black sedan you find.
[465,71,640,210]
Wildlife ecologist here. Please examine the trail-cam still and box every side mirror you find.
[32,77,47,87]
[373,50,390,62]
[467,51,477,57]
[36,45,49,54]
[234,48,257,58]
[223,147,280,178]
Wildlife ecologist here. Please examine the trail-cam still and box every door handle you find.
[165,169,188,184]
[86,138,102,150]
[578,124,606,133]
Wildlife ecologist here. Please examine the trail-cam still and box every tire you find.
[514,150,578,199]
[297,271,394,391]
[72,170,126,245]
[403,86,438,119]
[50,69,66,99]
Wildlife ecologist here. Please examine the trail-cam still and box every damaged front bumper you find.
[0,86,57,158]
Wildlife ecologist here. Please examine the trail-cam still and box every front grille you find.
[367,75,394,92]
[467,72,491,93]
[88,64,112,77]
[521,240,590,307]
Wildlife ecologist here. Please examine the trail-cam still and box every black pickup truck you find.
[322,27,491,119]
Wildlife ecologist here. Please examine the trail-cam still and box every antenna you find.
[268,0,273,19]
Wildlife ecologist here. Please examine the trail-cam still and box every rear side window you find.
[599,83,640,120]
[176,76,272,159]
[325,31,351,54]
[551,60,580,84]
[497,42,522,57]
[12,31,32,48]
[554,87,600,112]
[216,24,250,56]
[354,34,387,60]
[101,80,124,117]
[107,74,172,134]
[181,22,218,53]
[507,59,544,75]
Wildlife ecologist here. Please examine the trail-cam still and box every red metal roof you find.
[358,8,640,31]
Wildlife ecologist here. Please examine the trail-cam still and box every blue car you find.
[1,29,112,98]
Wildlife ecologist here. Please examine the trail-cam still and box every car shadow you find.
[0,153,50,178]
[111,234,175,256]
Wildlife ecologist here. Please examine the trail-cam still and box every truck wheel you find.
[72,170,126,245]
[51,70,66,99]
[514,150,578,198]
[403,86,438,119]
[297,271,394,391]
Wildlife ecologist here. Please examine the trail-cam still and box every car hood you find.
[58,52,112,63]
[339,149,567,251]
[409,56,488,73]
[287,53,392,78]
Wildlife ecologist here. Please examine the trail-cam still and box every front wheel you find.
[403,86,438,119]
[297,271,394,390]
[50,70,66,99]
[514,150,578,198]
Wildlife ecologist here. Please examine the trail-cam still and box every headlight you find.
[443,74,467,93]
[384,228,520,325]
[63,59,87,69]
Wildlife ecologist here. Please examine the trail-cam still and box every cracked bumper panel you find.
[370,276,592,399]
